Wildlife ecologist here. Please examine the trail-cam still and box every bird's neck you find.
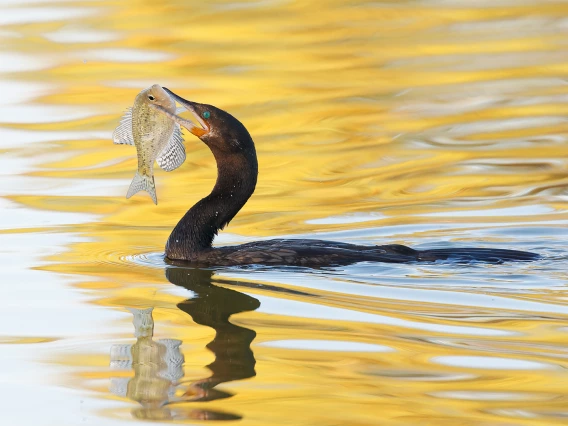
[166,147,258,260]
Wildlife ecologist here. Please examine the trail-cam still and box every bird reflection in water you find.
[109,268,259,421]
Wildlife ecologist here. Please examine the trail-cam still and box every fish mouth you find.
[161,87,209,138]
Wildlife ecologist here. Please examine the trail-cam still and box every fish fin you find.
[126,171,157,204]
[157,123,186,172]
[112,108,135,145]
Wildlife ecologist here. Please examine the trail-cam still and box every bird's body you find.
[168,238,538,267]
[149,88,539,267]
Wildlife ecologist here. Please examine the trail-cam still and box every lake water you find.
[1,1,567,425]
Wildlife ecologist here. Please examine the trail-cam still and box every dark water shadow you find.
[169,267,258,402]
[110,267,260,421]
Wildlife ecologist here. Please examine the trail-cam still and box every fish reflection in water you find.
[110,268,259,421]
[109,307,184,420]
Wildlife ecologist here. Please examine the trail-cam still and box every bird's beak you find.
[151,88,209,137]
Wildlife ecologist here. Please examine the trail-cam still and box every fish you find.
[113,84,186,204]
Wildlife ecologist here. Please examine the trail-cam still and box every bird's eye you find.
[202,111,210,119]
[148,95,155,101]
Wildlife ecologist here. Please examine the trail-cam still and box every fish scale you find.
[113,84,187,204]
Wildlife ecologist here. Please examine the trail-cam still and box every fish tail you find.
[126,171,157,204]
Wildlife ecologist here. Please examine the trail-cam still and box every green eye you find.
[202,111,210,119]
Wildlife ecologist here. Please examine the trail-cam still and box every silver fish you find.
[113,84,186,204]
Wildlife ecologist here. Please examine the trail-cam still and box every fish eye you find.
[202,111,210,119]
[148,95,155,101]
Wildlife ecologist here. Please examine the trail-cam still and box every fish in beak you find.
[150,88,210,138]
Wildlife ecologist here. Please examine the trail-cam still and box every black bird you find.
[150,88,539,267]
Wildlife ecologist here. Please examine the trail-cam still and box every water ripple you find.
[124,251,167,269]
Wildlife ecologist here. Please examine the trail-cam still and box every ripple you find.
[0,6,96,26]
[488,408,568,420]
[0,80,51,105]
[306,212,385,225]
[84,48,174,63]
[256,295,515,336]
[44,25,119,44]
[124,252,167,269]
[0,336,59,345]
[368,370,476,382]
[420,205,555,218]
[431,390,558,402]
[4,2,568,425]
[432,355,557,370]
[0,52,51,73]
[0,198,97,230]
[0,104,98,124]
[258,339,394,352]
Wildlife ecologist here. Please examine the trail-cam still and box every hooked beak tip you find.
[162,88,209,138]
[163,87,192,107]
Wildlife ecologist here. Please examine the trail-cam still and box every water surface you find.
[1,1,567,425]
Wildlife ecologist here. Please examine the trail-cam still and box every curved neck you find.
[166,144,257,260]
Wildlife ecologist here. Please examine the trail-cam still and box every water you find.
[1,0,567,424]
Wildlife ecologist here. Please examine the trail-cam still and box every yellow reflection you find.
[108,268,258,421]
[4,0,568,424]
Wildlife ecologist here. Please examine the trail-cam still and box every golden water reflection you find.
[1,0,568,424]
[110,307,185,420]
[109,268,259,421]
